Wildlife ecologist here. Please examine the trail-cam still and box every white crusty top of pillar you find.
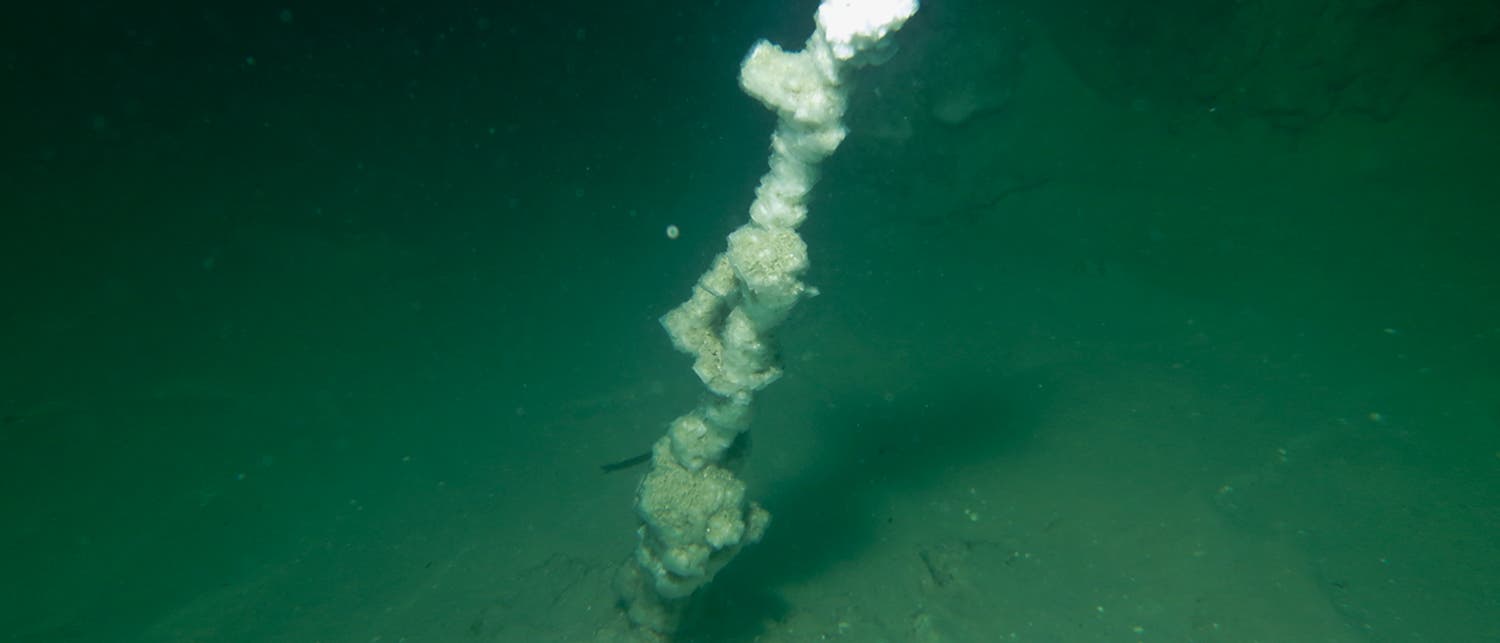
[816,0,920,62]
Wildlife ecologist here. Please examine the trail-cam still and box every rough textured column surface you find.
[616,0,919,637]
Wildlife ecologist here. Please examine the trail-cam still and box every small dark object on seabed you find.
[600,451,651,473]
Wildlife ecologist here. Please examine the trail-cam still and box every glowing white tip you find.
[815,0,919,60]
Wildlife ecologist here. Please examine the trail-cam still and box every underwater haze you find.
[1,0,1497,640]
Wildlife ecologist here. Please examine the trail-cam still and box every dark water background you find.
[2,1,1496,640]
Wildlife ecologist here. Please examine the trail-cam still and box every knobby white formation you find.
[615,0,918,636]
